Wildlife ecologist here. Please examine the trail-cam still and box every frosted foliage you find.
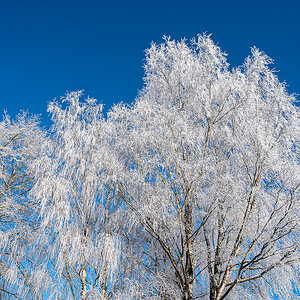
[30,92,122,299]
[0,34,299,300]
[109,35,299,299]
[0,112,45,298]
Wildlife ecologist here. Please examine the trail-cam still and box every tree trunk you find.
[183,198,194,300]
[81,265,87,300]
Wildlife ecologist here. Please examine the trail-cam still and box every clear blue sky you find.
[0,0,299,126]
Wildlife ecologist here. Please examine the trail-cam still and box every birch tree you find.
[31,92,122,299]
[1,33,298,300]
[110,35,299,299]
[0,112,45,298]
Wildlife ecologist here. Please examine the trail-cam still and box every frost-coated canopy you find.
[109,34,299,299]
[0,34,299,300]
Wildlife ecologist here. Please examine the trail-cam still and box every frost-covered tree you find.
[1,34,299,300]
[0,112,45,298]
[30,92,123,299]
[109,35,299,299]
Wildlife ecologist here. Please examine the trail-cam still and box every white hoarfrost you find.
[0,34,299,300]
[109,35,299,299]
[30,92,122,299]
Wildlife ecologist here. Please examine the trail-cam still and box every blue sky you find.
[0,0,299,126]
